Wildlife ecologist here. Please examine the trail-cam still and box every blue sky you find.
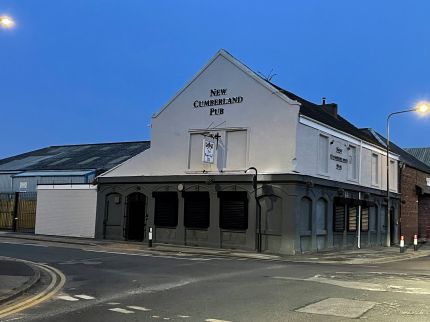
[1,0,430,158]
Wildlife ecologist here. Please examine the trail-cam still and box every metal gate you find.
[0,192,37,233]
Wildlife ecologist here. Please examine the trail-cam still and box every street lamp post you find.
[385,103,430,247]
[245,167,262,253]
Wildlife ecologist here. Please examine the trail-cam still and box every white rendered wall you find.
[296,122,398,192]
[103,51,300,177]
[35,185,97,238]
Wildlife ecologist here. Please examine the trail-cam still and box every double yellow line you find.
[0,259,66,319]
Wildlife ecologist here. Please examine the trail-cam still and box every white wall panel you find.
[35,185,97,238]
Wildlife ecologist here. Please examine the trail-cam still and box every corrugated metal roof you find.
[13,170,94,177]
[404,148,430,168]
[0,141,150,173]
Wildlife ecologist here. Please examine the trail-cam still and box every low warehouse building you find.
[0,141,150,234]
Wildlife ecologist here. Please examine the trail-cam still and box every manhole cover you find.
[296,297,377,318]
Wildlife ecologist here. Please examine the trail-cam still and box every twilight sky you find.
[1,0,430,158]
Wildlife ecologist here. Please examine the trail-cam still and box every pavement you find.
[0,257,41,306]
[1,230,430,265]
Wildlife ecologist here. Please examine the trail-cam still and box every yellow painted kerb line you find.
[0,260,66,318]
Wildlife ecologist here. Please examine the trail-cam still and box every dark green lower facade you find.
[95,174,400,255]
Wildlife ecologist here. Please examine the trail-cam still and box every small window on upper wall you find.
[318,135,329,174]
[225,130,247,170]
[371,153,379,186]
[348,145,357,180]
[389,160,396,190]
[188,132,215,171]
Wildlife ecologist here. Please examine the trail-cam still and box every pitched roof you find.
[0,141,150,174]
[361,129,430,174]
[268,82,384,148]
[404,148,430,168]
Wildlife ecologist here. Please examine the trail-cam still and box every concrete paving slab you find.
[0,258,41,305]
[296,297,377,318]
[0,276,31,297]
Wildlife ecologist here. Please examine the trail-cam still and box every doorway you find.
[126,192,146,241]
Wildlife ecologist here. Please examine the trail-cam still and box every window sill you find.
[347,178,359,184]
[317,173,330,178]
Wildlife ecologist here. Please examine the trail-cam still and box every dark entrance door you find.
[126,192,146,241]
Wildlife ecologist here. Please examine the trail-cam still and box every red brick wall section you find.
[418,195,430,240]
[401,166,430,243]
[401,166,418,243]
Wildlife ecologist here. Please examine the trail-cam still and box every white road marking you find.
[74,295,95,300]
[272,275,430,295]
[127,306,151,311]
[83,249,211,261]
[206,319,231,322]
[107,302,121,305]
[109,308,135,314]
[152,316,160,318]
[21,243,49,247]
[177,315,190,318]
[3,317,23,321]
[163,318,171,320]
[57,295,79,301]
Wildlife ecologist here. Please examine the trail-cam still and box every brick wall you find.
[418,194,430,240]
[400,166,430,243]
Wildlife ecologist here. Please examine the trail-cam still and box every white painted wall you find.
[103,50,301,177]
[296,121,399,192]
[101,49,399,193]
[35,185,97,238]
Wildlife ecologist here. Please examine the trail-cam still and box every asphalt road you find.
[2,239,430,322]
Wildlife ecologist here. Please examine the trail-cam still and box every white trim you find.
[152,49,300,119]
[37,184,97,190]
[299,115,400,160]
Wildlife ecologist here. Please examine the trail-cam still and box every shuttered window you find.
[361,207,369,232]
[219,192,248,230]
[153,192,178,227]
[348,206,357,231]
[333,204,345,232]
[184,192,210,229]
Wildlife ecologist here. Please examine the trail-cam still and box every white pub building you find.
[95,50,400,254]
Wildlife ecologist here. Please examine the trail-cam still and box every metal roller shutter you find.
[153,192,178,227]
[218,192,248,230]
[183,192,210,229]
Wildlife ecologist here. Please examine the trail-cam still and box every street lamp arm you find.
[387,108,416,122]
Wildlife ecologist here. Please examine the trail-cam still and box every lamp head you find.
[0,16,15,28]
[416,102,430,115]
